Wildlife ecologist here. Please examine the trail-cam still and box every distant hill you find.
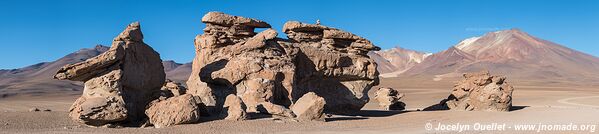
[368,47,431,77]
[396,29,599,83]
[0,45,191,98]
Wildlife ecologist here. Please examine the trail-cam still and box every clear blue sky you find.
[1,0,598,69]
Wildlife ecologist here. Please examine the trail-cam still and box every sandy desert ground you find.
[1,78,598,134]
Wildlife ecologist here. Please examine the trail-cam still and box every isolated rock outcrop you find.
[54,22,165,126]
[222,94,247,121]
[374,87,406,110]
[444,71,514,111]
[186,12,380,116]
[283,21,380,114]
[186,12,295,115]
[290,92,326,121]
[145,94,202,128]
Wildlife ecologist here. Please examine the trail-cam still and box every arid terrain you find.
[1,8,598,134]
[1,77,598,134]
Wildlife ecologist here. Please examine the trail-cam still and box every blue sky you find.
[0,0,598,69]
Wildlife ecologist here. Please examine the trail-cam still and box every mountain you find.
[368,47,431,77]
[401,29,599,83]
[0,45,109,97]
[163,60,192,83]
[0,45,191,98]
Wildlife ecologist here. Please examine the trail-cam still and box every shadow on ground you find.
[326,110,411,122]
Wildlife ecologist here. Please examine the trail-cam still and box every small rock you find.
[374,87,406,110]
[29,108,40,112]
[43,109,52,112]
[222,94,247,121]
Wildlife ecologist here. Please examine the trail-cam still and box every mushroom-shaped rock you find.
[187,12,380,116]
[145,94,202,128]
[187,12,295,115]
[374,87,406,110]
[290,92,326,121]
[284,21,380,114]
[445,71,514,111]
[54,22,165,126]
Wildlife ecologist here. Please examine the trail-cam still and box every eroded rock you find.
[445,71,514,111]
[186,12,380,118]
[159,79,187,98]
[284,21,380,114]
[290,92,326,121]
[55,22,165,126]
[187,12,295,115]
[145,94,202,128]
[222,94,247,121]
[374,87,405,110]
[258,102,296,118]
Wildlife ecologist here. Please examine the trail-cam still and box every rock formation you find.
[56,11,381,127]
[258,102,296,118]
[186,12,295,115]
[159,79,187,98]
[290,92,326,121]
[186,12,380,116]
[54,22,166,126]
[222,94,247,121]
[283,21,380,114]
[374,87,406,110]
[444,71,514,111]
[145,94,202,128]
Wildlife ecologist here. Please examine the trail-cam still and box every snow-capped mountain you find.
[400,29,599,82]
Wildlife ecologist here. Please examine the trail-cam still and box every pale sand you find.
[1,78,598,134]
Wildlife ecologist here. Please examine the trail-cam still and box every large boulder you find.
[55,22,165,126]
[445,71,514,111]
[186,12,296,114]
[290,92,326,121]
[186,12,380,117]
[283,21,380,114]
[145,94,202,128]
[374,87,406,110]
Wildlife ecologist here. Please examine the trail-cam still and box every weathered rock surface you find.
[290,92,326,121]
[445,71,514,111]
[186,12,295,115]
[186,12,380,116]
[258,102,296,118]
[374,87,405,110]
[158,79,187,98]
[222,94,247,121]
[145,94,202,128]
[55,22,165,126]
[284,21,380,114]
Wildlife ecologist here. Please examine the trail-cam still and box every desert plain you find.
[1,77,597,134]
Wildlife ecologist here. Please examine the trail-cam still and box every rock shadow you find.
[326,117,368,122]
[509,105,528,111]
[422,99,451,111]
